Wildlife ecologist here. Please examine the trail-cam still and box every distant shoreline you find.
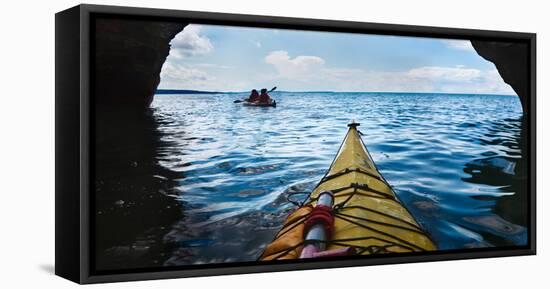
[155,89,516,97]
[155,89,223,94]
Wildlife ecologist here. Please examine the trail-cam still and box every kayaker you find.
[246,89,260,102]
[258,88,272,104]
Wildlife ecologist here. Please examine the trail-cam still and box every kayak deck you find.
[260,123,436,260]
[243,100,276,107]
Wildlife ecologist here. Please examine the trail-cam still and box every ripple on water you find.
[150,92,526,265]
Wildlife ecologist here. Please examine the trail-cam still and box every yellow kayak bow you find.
[260,122,436,260]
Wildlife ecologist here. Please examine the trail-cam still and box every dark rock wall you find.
[471,41,529,114]
[93,18,186,270]
[94,18,186,110]
[471,41,530,241]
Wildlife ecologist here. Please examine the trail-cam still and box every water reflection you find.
[94,109,185,270]
[400,116,528,250]
[461,117,528,246]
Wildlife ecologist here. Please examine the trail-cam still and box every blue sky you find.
[159,24,515,95]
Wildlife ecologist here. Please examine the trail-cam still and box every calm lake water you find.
[150,92,527,265]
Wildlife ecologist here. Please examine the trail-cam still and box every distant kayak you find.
[242,100,277,108]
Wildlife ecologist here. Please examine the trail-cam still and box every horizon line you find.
[155,88,517,97]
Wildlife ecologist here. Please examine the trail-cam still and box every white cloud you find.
[159,46,513,95]
[443,39,475,52]
[265,50,325,78]
[251,40,262,48]
[160,62,213,88]
[194,63,232,69]
[407,66,481,82]
[405,66,514,94]
[169,25,213,58]
[159,62,252,91]
[263,50,514,95]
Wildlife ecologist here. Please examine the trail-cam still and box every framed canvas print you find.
[55,4,536,284]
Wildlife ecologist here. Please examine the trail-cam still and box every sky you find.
[158,24,515,95]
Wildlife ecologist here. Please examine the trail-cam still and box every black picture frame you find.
[55,4,536,284]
